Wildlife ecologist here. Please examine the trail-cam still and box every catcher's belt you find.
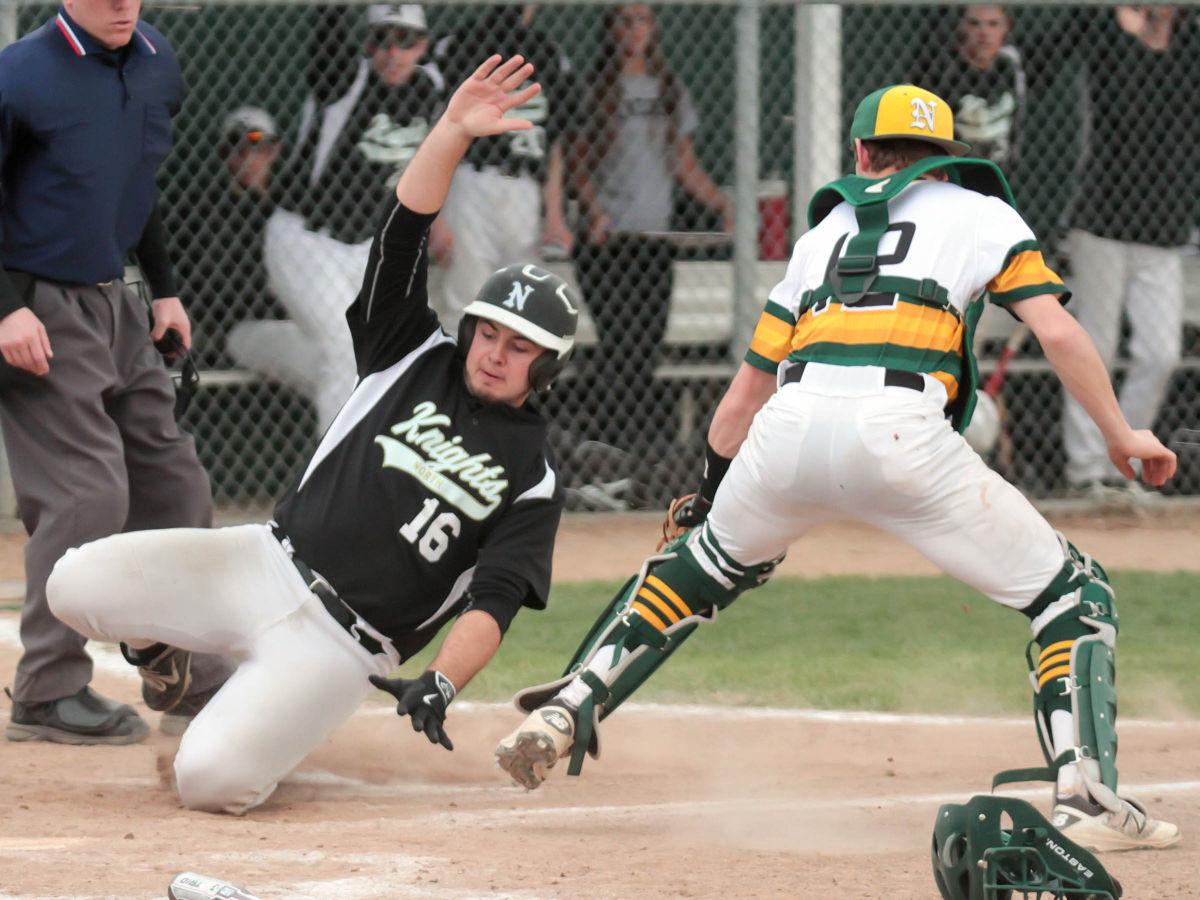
[782,359,925,392]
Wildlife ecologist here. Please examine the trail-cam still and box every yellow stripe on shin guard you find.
[630,600,669,632]
[1039,640,1075,663]
[1037,664,1073,689]
[1036,639,1077,689]
[645,576,693,619]
[635,589,680,625]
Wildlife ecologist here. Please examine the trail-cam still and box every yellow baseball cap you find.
[850,84,971,156]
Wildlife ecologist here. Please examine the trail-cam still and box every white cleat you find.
[494,705,576,791]
[1053,795,1182,852]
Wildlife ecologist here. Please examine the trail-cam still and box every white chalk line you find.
[1,617,1196,731]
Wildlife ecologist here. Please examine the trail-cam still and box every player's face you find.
[959,5,1010,67]
[63,0,141,49]
[226,139,280,191]
[614,4,656,59]
[367,28,428,87]
[465,319,542,406]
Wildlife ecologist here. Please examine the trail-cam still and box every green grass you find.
[396,572,1200,718]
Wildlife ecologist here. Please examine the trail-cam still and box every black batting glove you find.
[369,670,457,751]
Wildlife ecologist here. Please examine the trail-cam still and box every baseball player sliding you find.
[497,84,1181,855]
[46,55,578,815]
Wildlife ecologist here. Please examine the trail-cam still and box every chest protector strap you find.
[805,156,1015,433]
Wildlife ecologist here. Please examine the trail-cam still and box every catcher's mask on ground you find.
[851,84,972,156]
[458,263,580,396]
[932,794,1121,900]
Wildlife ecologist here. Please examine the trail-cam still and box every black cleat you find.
[121,642,193,713]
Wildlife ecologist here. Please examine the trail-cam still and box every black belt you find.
[782,361,925,392]
[270,525,384,656]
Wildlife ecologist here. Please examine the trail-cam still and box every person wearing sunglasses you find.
[259,4,453,433]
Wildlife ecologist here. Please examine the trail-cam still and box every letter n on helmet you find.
[458,263,580,393]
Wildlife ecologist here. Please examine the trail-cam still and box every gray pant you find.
[1062,229,1184,484]
[0,278,221,703]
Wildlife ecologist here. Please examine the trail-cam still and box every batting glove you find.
[369,670,457,751]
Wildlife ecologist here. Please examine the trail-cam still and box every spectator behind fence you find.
[908,5,1025,170]
[570,3,732,448]
[0,0,227,745]
[170,107,281,368]
[263,3,447,431]
[433,4,576,323]
[1060,5,1198,500]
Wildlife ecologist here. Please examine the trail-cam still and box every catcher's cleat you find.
[1053,794,1181,852]
[121,642,193,713]
[494,704,576,790]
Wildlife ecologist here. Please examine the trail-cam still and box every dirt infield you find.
[1,509,1198,899]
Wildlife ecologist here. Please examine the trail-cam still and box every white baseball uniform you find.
[716,178,1069,609]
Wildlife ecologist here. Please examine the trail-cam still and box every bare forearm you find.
[427,610,502,691]
[1040,322,1129,442]
[707,363,777,457]
[675,140,727,212]
[395,119,472,215]
[1014,295,1130,443]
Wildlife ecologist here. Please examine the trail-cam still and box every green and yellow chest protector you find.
[804,155,1015,433]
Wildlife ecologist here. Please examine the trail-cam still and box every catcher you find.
[495,83,1181,855]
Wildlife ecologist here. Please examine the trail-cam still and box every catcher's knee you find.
[632,522,782,632]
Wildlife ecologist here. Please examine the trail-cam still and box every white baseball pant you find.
[46,523,398,815]
[1061,228,1183,486]
[438,164,541,323]
[709,362,1065,609]
[259,208,367,430]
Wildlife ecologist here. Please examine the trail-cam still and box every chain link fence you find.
[4,1,1198,511]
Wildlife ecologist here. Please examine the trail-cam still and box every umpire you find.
[0,0,221,744]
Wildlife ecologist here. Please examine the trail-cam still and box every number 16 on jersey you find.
[399,498,461,562]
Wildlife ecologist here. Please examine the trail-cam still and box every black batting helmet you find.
[458,263,580,393]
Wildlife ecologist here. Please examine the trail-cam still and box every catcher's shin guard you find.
[995,536,1122,812]
[510,524,780,778]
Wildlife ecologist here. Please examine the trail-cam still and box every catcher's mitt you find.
[658,492,712,550]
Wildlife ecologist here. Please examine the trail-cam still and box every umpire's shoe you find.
[495,704,577,790]
[120,642,192,713]
[5,686,149,745]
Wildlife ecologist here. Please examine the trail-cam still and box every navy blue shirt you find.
[0,9,183,311]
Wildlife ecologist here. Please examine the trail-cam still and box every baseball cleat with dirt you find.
[1053,794,1181,852]
[494,705,576,790]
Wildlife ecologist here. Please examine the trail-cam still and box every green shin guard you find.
[512,525,781,776]
[995,538,1120,809]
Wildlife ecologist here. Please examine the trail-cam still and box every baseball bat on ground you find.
[167,872,260,900]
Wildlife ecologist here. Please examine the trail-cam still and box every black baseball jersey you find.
[278,62,443,245]
[909,47,1025,169]
[433,7,577,180]
[273,198,565,658]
